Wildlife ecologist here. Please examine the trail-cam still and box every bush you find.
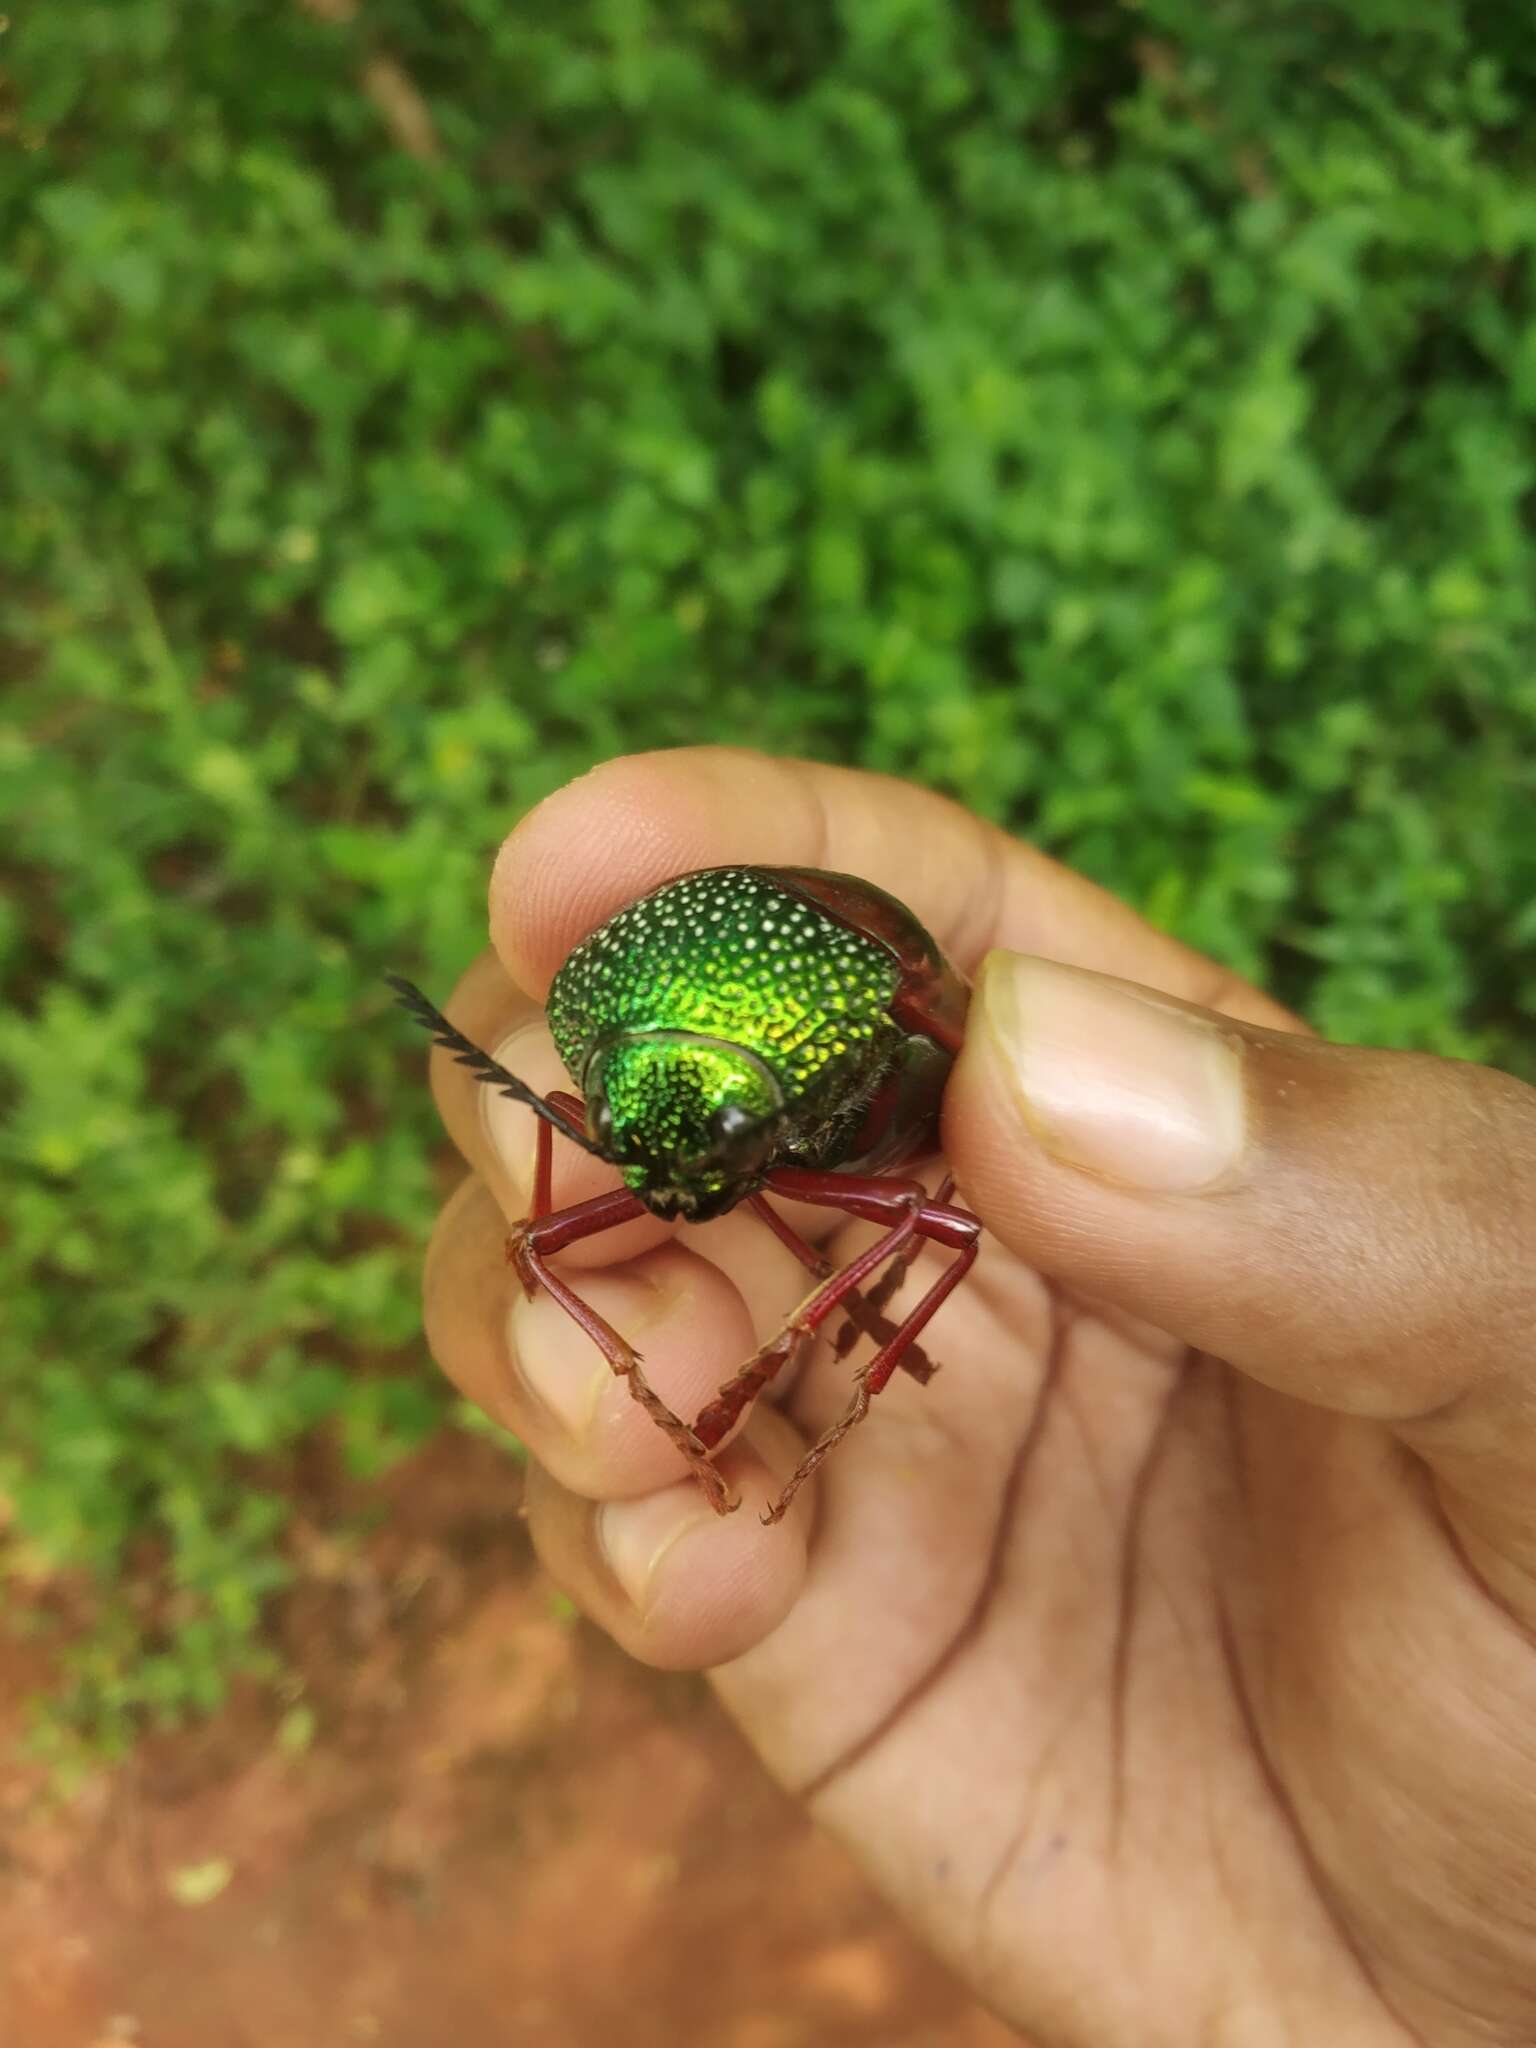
[4,0,1534,1749]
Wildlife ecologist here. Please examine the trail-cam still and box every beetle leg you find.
[509,1184,738,1516]
[863,1172,957,1348]
[745,1190,834,1280]
[507,1084,589,1242]
[747,1192,938,1385]
[727,1169,980,1521]
[504,1098,583,1282]
[827,1174,955,1377]
[691,1198,926,1454]
[505,1113,558,1282]
[762,1214,978,1523]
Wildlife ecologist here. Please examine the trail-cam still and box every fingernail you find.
[480,1022,548,1207]
[509,1268,684,1441]
[980,953,1247,1192]
[598,1492,714,1612]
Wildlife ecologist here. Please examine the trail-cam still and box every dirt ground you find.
[1,1433,1023,2048]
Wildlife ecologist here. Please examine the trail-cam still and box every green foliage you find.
[3,0,1534,1745]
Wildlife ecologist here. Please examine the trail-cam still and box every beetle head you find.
[585,1032,784,1222]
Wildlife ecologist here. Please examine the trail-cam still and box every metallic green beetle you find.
[390,865,981,1522]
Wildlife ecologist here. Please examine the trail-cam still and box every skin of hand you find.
[419,747,1536,2048]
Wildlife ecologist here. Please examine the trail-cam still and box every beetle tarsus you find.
[761,1378,873,1524]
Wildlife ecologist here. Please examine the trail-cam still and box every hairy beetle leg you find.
[513,1213,738,1516]
[748,1192,939,1385]
[713,1169,980,1523]
[506,1108,738,1516]
[826,1173,956,1379]
[765,1210,978,1524]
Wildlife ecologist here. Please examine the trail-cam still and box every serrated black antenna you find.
[384,975,606,1160]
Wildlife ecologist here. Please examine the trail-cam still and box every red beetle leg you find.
[690,1200,921,1455]
[505,1119,738,1516]
[830,1172,956,1372]
[545,1087,586,1135]
[501,1090,588,1275]
[747,1192,939,1384]
[693,1169,980,1519]
[765,1217,979,1523]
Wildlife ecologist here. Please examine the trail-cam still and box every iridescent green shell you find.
[548,868,893,1085]
[546,867,905,1173]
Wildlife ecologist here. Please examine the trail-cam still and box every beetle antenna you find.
[384,975,607,1160]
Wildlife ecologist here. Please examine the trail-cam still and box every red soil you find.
[0,1434,1021,2048]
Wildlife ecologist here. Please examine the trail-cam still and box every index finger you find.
[491,747,1296,1031]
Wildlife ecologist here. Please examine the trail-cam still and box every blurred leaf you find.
[3,0,1534,1758]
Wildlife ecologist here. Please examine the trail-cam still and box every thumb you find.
[946,952,1536,1554]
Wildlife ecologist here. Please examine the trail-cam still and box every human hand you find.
[420,748,1536,2046]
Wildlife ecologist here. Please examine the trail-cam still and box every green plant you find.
[3,0,1533,1754]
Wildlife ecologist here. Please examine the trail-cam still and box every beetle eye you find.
[703,1100,774,1172]
[709,1102,757,1147]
